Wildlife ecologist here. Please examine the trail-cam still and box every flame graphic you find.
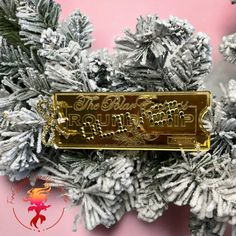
[23,183,51,229]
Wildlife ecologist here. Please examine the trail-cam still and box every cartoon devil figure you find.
[23,183,51,228]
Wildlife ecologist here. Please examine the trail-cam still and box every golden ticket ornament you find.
[41,91,211,151]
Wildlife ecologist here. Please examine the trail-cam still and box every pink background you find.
[1,0,236,235]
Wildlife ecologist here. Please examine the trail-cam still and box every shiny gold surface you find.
[49,91,211,151]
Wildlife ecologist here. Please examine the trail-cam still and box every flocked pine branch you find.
[114,15,212,91]
[220,2,236,235]
[58,10,93,50]
[16,0,61,47]
[157,151,236,221]
[135,151,168,222]
[207,99,236,157]
[86,49,113,91]
[39,28,93,92]
[0,36,49,115]
[220,33,236,63]
[0,98,45,180]
[189,213,227,236]
[0,0,23,47]
[0,0,95,181]
[42,151,136,230]
[220,79,236,119]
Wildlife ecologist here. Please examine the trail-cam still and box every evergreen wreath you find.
[0,0,236,235]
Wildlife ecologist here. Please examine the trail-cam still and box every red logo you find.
[7,177,67,232]
[23,183,52,228]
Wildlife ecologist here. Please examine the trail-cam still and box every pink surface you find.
[56,0,236,61]
[0,1,236,235]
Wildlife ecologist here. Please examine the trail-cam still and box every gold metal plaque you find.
[51,91,211,151]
